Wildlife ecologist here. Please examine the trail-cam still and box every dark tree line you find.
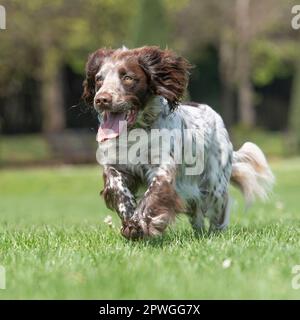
[0,0,299,150]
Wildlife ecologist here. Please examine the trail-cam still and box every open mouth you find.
[96,109,137,142]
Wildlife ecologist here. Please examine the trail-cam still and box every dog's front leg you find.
[121,167,183,239]
[101,166,137,222]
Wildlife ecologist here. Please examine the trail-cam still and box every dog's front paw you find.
[121,212,170,240]
[121,219,144,240]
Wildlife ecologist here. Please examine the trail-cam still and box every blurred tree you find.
[175,0,242,126]
[1,0,299,140]
[40,43,65,133]
[131,0,169,48]
[0,0,134,133]
[174,0,300,129]
[289,57,300,151]
[218,4,236,127]
[235,0,255,127]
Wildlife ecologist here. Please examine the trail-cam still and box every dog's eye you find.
[123,75,134,84]
[96,76,103,87]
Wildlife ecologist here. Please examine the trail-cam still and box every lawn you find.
[0,159,300,299]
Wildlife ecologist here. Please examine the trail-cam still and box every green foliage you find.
[0,161,300,298]
[251,39,296,87]
[0,0,299,133]
[231,125,286,158]
[0,0,136,83]
[131,0,169,48]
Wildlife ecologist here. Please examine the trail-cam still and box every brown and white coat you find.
[82,46,274,239]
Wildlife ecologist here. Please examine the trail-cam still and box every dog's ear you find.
[82,49,114,107]
[137,46,192,111]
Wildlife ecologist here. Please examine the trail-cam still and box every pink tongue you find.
[97,112,126,142]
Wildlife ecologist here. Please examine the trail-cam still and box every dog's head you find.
[82,46,191,141]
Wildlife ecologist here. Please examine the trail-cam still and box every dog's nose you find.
[95,93,112,108]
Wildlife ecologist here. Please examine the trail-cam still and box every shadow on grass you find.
[121,222,288,248]
[123,228,224,248]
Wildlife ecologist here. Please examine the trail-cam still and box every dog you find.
[82,46,274,239]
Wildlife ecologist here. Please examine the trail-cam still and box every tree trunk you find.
[288,57,300,152]
[41,47,65,133]
[235,0,255,127]
[219,28,235,127]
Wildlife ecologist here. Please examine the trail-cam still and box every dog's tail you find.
[230,142,275,204]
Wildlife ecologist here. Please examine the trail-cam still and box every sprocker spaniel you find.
[82,46,274,239]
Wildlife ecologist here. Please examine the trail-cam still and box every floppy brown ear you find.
[82,49,114,107]
[137,46,192,111]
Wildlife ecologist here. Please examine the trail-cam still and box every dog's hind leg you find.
[188,204,206,234]
[208,192,230,232]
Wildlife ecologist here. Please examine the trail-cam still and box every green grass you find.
[0,159,300,299]
[231,126,286,158]
[0,135,52,165]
